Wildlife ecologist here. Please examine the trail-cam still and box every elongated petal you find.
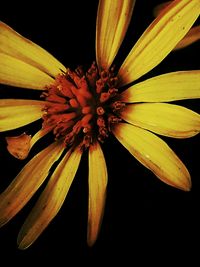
[119,0,200,84]
[30,127,52,149]
[17,147,82,250]
[120,71,200,103]
[153,3,200,50]
[112,123,191,191]
[120,103,200,138]
[87,141,108,246]
[174,25,200,50]
[0,99,45,131]
[0,22,66,77]
[0,141,64,228]
[0,53,54,89]
[96,0,135,69]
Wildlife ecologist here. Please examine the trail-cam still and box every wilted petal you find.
[120,103,200,138]
[96,0,135,69]
[119,0,200,84]
[120,71,200,103]
[112,123,191,191]
[6,133,32,160]
[5,128,51,160]
[17,146,82,250]
[0,99,45,131]
[0,141,64,228]
[0,21,66,77]
[87,141,107,246]
[0,53,54,89]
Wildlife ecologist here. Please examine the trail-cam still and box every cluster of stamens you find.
[41,62,125,149]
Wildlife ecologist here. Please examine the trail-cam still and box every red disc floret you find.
[41,62,124,149]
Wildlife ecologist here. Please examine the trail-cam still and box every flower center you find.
[41,62,124,149]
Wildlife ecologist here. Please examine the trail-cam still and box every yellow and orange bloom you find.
[0,0,200,249]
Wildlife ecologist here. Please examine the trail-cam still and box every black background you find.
[0,0,200,265]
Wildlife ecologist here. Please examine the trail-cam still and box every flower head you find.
[0,0,200,249]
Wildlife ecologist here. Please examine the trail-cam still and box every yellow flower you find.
[0,0,200,250]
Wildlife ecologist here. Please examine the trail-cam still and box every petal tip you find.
[178,174,192,192]
[17,233,31,250]
[17,241,29,250]
[17,243,26,250]
[0,218,7,228]
[87,234,96,247]
[87,221,97,247]
[182,180,192,192]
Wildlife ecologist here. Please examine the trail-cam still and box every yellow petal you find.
[0,22,66,77]
[174,25,200,50]
[112,123,191,191]
[0,53,54,89]
[17,146,82,250]
[96,0,135,69]
[153,3,200,50]
[6,133,32,160]
[120,71,200,102]
[0,99,45,132]
[30,127,52,149]
[120,103,200,138]
[119,0,200,85]
[0,141,64,228]
[87,141,107,246]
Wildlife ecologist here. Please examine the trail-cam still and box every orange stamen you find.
[69,98,79,108]
[42,62,123,148]
[82,106,92,114]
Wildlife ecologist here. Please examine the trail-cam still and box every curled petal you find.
[119,0,200,84]
[17,146,82,250]
[87,141,108,246]
[112,123,191,191]
[5,128,52,160]
[6,133,32,160]
[96,0,135,69]
[120,71,200,103]
[0,21,66,77]
[120,103,200,138]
